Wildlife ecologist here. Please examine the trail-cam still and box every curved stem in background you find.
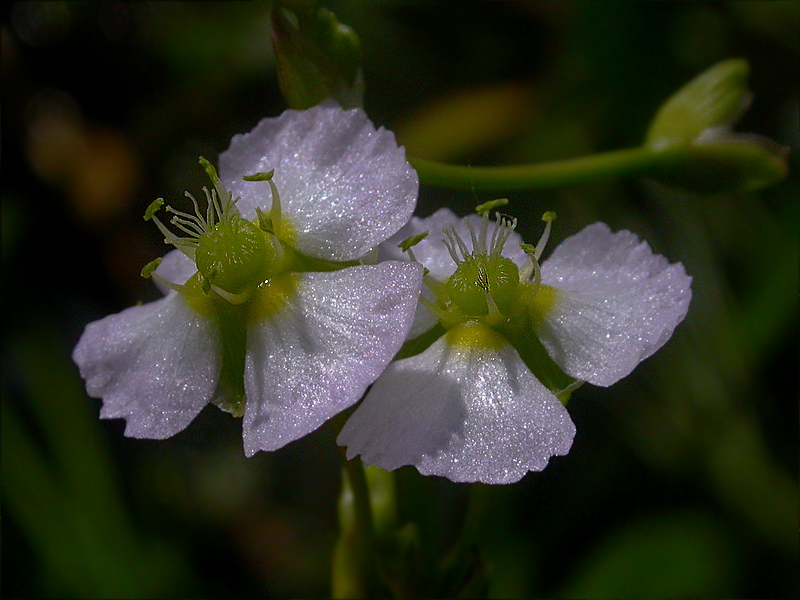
[410,146,669,191]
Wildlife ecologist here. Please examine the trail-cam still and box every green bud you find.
[271,3,364,109]
[644,58,788,193]
[645,58,752,150]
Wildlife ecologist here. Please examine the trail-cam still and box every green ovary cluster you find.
[446,254,520,316]
[195,218,276,296]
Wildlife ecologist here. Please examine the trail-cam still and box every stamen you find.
[451,227,471,260]
[170,217,204,238]
[475,198,508,216]
[466,218,480,254]
[398,232,429,254]
[520,242,542,293]
[534,211,556,260]
[398,232,428,264]
[199,156,235,219]
[442,233,461,264]
[243,169,283,235]
[268,178,282,233]
[187,191,207,228]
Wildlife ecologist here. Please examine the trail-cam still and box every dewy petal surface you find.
[220,104,418,262]
[338,325,575,484]
[72,292,221,438]
[242,262,423,455]
[536,222,692,387]
[153,249,197,293]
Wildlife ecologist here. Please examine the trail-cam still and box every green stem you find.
[410,145,671,191]
[332,446,379,598]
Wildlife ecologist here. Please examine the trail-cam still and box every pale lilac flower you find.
[339,207,692,483]
[74,104,422,456]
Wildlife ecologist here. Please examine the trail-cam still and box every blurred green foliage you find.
[2,1,797,598]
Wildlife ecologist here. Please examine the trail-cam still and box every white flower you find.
[73,104,423,455]
[339,207,692,483]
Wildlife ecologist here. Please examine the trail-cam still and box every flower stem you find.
[409,145,672,191]
[332,447,378,598]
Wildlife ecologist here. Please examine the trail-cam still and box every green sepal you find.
[271,2,364,109]
[395,323,447,361]
[282,246,360,274]
[645,58,751,150]
[498,322,577,403]
[209,299,247,417]
[651,139,789,194]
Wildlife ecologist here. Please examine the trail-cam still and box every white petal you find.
[338,325,575,484]
[72,292,221,438]
[537,222,692,386]
[220,104,418,262]
[242,262,423,455]
[153,249,197,294]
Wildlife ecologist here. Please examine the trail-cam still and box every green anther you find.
[398,232,429,252]
[541,211,556,223]
[520,243,537,256]
[198,156,221,187]
[475,198,509,216]
[255,207,274,233]
[140,258,163,278]
[144,198,164,221]
[243,170,275,182]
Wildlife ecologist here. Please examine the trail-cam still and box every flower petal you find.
[153,249,197,294]
[536,222,692,386]
[338,324,575,484]
[242,262,423,455]
[220,104,418,262]
[72,292,221,438]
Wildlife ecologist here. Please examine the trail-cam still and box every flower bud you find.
[645,58,788,193]
[271,4,364,109]
[645,58,752,150]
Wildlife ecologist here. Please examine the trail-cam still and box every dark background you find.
[2,1,797,598]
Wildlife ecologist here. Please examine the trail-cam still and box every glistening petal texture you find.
[153,249,197,294]
[72,292,221,438]
[242,262,423,455]
[536,222,692,387]
[338,326,575,484]
[220,104,418,262]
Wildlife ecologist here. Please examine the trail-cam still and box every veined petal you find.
[153,249,197,294]
[220,104,418,262]
[536,222,692,387]
[72,292,221,439]
[242,262,423,455]
[338,324,575,484]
